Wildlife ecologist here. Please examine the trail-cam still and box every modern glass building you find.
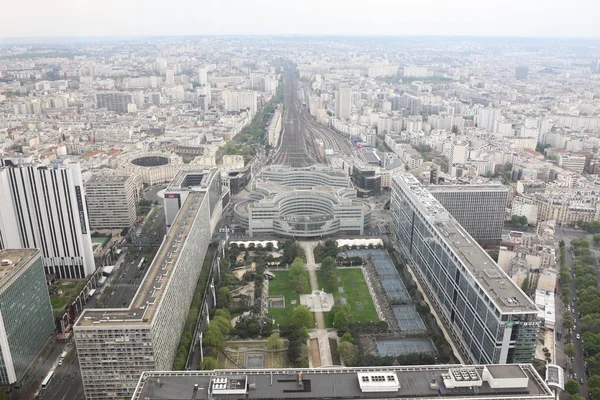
[391,174,539,365]
[0,249,55,385]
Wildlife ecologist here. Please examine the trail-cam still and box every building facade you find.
[335,87,352,119]
[428,184,509,246]
[391,174,539,365]
[0,249,55,385]
[0,161,95,278]
[95,92,132,113]
[85,173,138,229]
[74,170,223,400]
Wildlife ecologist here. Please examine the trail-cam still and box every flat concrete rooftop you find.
[0,249,38,285]
[131,364,553,400]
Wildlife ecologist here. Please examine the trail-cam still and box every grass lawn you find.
[317,268,379,325]
[268,270,312,327]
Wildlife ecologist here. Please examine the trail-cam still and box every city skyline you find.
[1,0,599,39]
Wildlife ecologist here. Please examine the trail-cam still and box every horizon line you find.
[2,33,600,41]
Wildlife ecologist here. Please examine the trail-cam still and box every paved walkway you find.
[301,241,333,367]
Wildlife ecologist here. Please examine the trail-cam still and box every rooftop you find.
[427,184,509,193]
[0,249,38,286]
[395,174,537,314]
[131,364,553,400]
[86,174,131,183]
[75,191,205,328]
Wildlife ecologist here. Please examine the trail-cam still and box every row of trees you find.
[313,240,339,263]
[173,244,217,370]
[565,237,600,398]
[289,258,309,293]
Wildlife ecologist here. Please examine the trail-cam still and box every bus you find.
[41,370,54,389]
[138,257,146,270]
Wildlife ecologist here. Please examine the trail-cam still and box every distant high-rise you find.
[224,90,257,117]
[96,92,132,113]
[591,60,600,74]
[198,67,208,85]
[449,139,469,165]
[515,66,528,80]
[335,87,352,119]
[0,161,95,278]
[85,173,138,229]
[475,107,502,132]
[427,184,509,245]
[165,69,175,85]
[0,249,55,385]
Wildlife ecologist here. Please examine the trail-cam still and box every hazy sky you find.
[1,0,600,38]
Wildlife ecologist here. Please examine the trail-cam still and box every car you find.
[577,334,581,340]
[574,319,577,324]
[574,325,577,331]
[580,378,584,384]
[572,309,575,314]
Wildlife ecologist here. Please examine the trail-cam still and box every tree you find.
[521,276,530,294]
[566,343,577,358]
[289,258,308,293]
[333,306,350,327]
[217,287,232,309]
[337,341,357,366]
[200,356,218,370]
[215,308,231,320]
[565,379,580,395]
[212,316,232,335]
[291,306,314,328]
[204,325,226,351]
[267,333,284,353]
[341,332,354,344]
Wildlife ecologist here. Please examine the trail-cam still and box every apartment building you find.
[85,173,138,229]
[74,170,223,400]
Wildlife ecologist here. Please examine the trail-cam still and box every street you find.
[555,228,594,399]
[40,343,84,400]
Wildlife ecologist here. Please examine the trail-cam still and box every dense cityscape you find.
[0,34,599,400]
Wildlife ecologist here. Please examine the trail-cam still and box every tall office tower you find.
[335,87,352,119]
[95,92,133,113]
[198,67,208,85]
[515,66,528,80]
[85,173,138,229]
[449,139,469,164]
[427,184,509,246]
[475,107,502,132]
[165,69,175,85]
[0,161,95,278]
[75,170,224,400]
[591,60,600,74]
[391,174,538,365]
[0,249,55,385]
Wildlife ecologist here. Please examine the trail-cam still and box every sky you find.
[1,0,600,38]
